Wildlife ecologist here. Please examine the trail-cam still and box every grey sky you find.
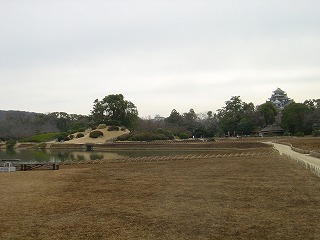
[1,0,319,118]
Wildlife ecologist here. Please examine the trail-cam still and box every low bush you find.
[108,126,120,131]
[6,139,16,149]
[36,142,47,149]
[179,132,189,139]
[22,132,61,143]
[295,132,304,137]
[57,132,69,142]
[312,130,320,137]
[116,131,173,141]
[89,130,104,138]
[68,135,74,140]
[164,130,175,140]
[76,133,85,138]
[97,124,107,129]
[77,128,86,132]
[207,138,216,142]
[121,127,126,131]
[116,134,130,141]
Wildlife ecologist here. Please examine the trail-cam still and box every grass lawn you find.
[277,137,320,152]
[1,152,320,239]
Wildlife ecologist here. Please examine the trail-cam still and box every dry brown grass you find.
[2,149,320,239]
[277,137,320,151]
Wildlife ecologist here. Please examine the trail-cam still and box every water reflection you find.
[0,149,219,163]
[0,149,127,163]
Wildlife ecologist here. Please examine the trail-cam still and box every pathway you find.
[268,142,320,168]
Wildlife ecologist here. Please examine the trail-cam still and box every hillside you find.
[65,128,130,144]
[0,110,59,139]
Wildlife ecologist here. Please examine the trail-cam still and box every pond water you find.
[0,149,217,164]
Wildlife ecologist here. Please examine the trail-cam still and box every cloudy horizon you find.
[1,0,319,118]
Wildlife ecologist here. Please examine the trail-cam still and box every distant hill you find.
[0,110,59,139]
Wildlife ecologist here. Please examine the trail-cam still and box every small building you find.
[260,124,285,136]
[153,114,165,122]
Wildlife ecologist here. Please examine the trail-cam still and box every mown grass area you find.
[1,148,320,239]
[21,132,61,143]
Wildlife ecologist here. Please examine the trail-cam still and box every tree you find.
[281,102,311,134]
[90,94,138,128]
[217,96,245,135]
[237,118,254,135]
[165,109,183,125]
[304,99,320,110]
[257,102,277,126]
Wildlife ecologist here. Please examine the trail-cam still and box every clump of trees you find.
[90,94,138,129]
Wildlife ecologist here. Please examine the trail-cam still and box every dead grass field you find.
[277,137,320,152]
[1,149,320,240]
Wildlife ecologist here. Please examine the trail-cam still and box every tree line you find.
[1,94,319,140]
[135,96,320,138]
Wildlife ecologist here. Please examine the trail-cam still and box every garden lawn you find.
[1,153,320,239]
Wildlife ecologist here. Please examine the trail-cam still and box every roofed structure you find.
[269,88,292,110]
[261,124,285,136]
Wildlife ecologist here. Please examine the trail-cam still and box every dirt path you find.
[269,142,320,168]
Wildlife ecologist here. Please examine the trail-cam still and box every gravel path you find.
[269,142,320,168]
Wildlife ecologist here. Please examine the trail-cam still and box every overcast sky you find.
[1,0,319,118]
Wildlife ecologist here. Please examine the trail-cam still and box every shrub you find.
[156,128,165,134]
[57,132,69,142]
[283,132,290,136]
[97,124,107,129]
[36,142,47,149]
[68,135,74,140]
[89,130,104,138]
[129,132,154,141]
[116,134,130,141]
[21,132,61,143]
[207,138,216,142]
[154,134,167,140]
[312,130,320,137]
[108,126,120,131]
[121,127,126,131]
[295,132,304,137]
[164,130,174,140]
[76,133,85,138]
[6,139,16,149]
[77,128,86,132]
[179,132,189,139]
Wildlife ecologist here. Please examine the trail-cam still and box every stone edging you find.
[274,141,320,159]
[310,151,320,158]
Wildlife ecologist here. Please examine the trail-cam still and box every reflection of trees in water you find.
[56,152,72,162]
[76,155,85,161]
[1,149,222,163]
[90,154,104,160]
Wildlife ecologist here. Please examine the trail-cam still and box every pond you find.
[0,148,219,164]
